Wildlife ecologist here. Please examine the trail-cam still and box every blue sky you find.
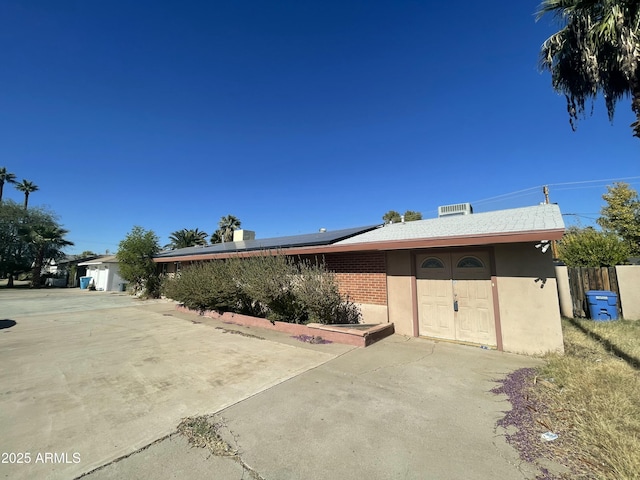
[1,0,638,254]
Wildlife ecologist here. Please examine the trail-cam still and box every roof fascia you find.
[154,228,565,263]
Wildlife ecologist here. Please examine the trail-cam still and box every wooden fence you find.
[567,267,621,318]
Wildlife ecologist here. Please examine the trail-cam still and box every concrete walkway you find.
[84,334,543,479]
[0,289,351,480]
[1,288,543,480]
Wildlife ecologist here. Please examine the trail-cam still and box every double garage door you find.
[416,251,497,347]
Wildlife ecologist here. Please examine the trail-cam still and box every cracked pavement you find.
[81,336,543,480]
[1,288,544,480]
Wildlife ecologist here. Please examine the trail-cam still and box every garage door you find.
[416,251,496,346]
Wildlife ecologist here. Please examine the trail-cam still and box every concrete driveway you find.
[1,288,544,480]
[0,288,350,480]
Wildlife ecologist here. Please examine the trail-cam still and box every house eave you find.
[153,228,565,263]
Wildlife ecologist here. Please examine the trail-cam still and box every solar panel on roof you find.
[154,225,380,258]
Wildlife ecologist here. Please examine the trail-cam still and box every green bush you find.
[558,228,630,267]
[163,254,361,325]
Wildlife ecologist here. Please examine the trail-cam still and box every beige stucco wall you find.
[495,244,564,354]
[615,265,640,320]
[554,265,573,318]
[385,250,414,336]
[357,304,389,324]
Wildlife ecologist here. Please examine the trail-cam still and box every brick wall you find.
[323,252,387,305]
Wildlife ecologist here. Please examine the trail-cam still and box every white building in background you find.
[77,255,126,292]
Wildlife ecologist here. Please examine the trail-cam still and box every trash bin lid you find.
[586,290,616,296]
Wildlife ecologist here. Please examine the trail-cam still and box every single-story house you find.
[45,254,101,287]
[77,255,126,292]
[154,203,565,355]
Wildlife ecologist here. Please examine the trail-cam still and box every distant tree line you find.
[382,210,422,223]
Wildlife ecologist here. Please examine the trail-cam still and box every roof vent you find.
[438,203,473,217]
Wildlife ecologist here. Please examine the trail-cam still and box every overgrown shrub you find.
[295,260,361,324]
[163,261,256,314]
[558,227,630,266]
[233,254,306,323]
[163,254,361,324]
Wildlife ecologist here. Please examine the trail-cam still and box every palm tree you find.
[538,0,640,138]
[165,228,208,250]
[216,215,241,243]
[0,167,17,203]
[210,229,223,244]
[15,179,39,209]
[20,224,74,288]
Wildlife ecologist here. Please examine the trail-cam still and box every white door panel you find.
[417,251,497,346]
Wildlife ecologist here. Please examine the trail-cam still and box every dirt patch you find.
[214,326,265,340]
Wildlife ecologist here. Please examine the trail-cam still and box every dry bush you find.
[163,254,361,324]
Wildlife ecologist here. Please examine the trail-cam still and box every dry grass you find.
[572,319,640,364]
[177,415,238,457]
[531,319,640,479]
[177,415,265,480]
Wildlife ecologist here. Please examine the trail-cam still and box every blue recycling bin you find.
[585,290,618,321]
[79,276,92,290]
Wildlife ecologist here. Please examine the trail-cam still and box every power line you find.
[548,176,640,187]
[468,176,640,209]
[470,186,540,206]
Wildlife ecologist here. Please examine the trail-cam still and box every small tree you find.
[597,182,640,255]
[403,210,423,221]
[116,226,161,297]
[20,223,74,287]
[558,227,630,267]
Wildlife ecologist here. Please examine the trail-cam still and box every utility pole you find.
[543,185,559,259]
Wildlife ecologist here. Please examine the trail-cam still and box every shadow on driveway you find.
[0,319,16,329]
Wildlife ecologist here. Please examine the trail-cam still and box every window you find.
[421,257,445,269]
[456,256,484,268]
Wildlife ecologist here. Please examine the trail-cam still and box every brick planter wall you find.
[175,305,394,347]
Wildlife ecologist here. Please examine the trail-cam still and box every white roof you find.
[337,204,564,245]
[78,255,118,266]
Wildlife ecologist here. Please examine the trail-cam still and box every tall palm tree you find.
[15,179,39,209]
[216,214,241,243]
[165,228,208,250]
[538,0,640,138]
[20,224,74,288]
[0,167,17,203]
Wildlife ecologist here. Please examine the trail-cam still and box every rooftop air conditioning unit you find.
[438,203,473,217]
[233,229,256,242]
